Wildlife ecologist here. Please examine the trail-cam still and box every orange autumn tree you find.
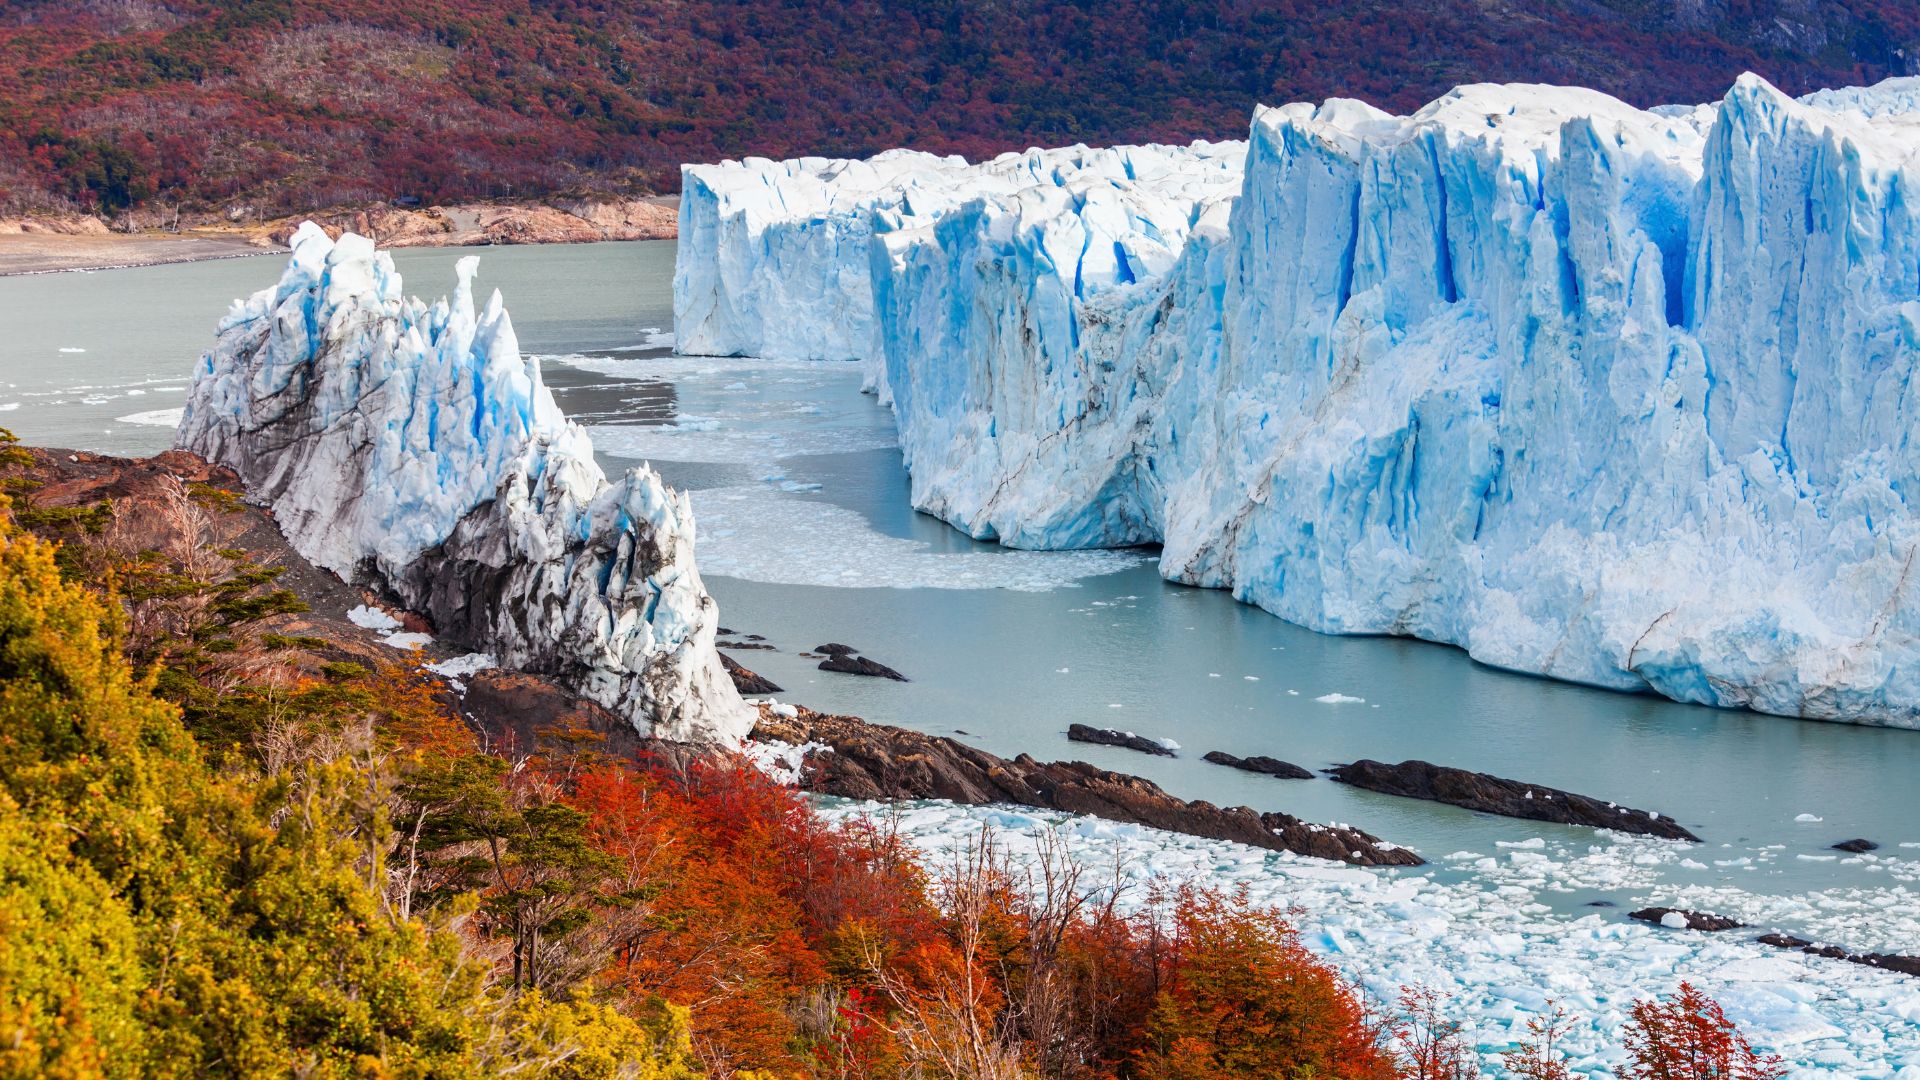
[1133,886,1400,1080]
[571,760,944,1074]
[1622,983,1786,1080]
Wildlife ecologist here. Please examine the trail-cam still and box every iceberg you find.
[181,223,753,743]
[676,74,1920,727]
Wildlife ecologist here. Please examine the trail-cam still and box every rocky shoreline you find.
[750,709,1424,867]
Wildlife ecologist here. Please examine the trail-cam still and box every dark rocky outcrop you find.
[1630,907,1744,932]
[1832,838,1879,853]
[1326,759,1699,841]
[1068,724,1175,757]
[1757,934,1920,979]
[819,653,907,681]
[814,643,857,655]
[720,652,782,695]
[8,446,727,773]
[718,640,776,651]
[1204,750,1312,779]
[751,709,1422,867]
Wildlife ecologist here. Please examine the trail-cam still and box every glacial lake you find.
[6,238,1919,927]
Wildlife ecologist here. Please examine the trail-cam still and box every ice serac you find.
[676,74,1920,728]
[180,223,752,743]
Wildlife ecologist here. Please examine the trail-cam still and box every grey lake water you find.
[5,239,1919,924]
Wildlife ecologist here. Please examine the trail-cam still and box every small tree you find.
[1501,1001,1573,1080]
[1397,984,1474,1080]
[1622,983,1786,1080]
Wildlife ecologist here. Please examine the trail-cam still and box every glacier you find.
[675,74,1920,727]
[181,223,753,743]
[674,139,1246,381]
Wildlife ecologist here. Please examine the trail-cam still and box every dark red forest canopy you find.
[2,0,1914,214]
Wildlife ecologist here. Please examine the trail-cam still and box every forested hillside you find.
[2,0,1914,218]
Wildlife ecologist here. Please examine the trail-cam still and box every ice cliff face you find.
[674,140,1246,386]
[674,74,1920,728]
[182,223,752,742]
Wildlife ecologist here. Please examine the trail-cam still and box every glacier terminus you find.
[675,74,1920,727]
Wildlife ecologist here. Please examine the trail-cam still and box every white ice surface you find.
[114,407,185,427]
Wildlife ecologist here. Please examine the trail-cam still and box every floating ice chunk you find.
[58,347,85,353]
[116,408,185,427]
[1796,814,1824,823]
[1316,693,1365,704]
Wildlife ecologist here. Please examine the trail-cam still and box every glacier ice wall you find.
[674,140,1246,391]
[674,74,1920,727]
[181,223,753,743]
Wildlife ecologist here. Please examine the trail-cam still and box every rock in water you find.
[677,76,1920,728]
[720,653,782,695]
[1326,759,1699,841]
[1630,907,1745,932]
[1203,750,1313,779]
[818,653,907,681]
[1068,723,1176,756]
[1832,838,1880,853]
[813,643,858,655]
[752,710,1422,867]
[179,224,752,743]
[1756,934,1920,979]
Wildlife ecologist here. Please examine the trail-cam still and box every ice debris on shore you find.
[815,798,1920,1075]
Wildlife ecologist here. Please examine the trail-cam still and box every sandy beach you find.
[0,231,276,276]
[0,196,681,276]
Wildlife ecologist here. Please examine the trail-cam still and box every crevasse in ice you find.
[181,223,752,742]
[676,74,1920,727]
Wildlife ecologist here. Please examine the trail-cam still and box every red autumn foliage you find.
[1396,984,1474,1080]
[1622,983,1788,1080]
[1132,886,1400,1080]
[2,1,1916,216]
